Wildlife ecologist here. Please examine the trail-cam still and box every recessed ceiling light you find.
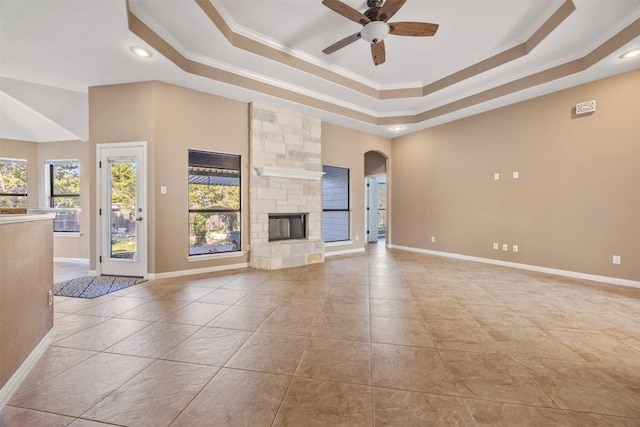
[391,126,404,131]
[620,49,640,59]
[130,46,152,58]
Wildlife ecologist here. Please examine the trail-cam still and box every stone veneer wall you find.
[249,103,325,270]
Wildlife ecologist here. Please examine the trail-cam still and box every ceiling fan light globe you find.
[361,21,390,44]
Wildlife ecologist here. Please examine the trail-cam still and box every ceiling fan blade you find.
[322,0,370,25]
[323,32,362,54]
[389,22,439,36]
[377,0,406,22]
[371,40,386,65]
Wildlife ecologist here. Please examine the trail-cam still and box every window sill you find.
[186,251,246,262]
[54,232,82,237]
[324,240,353,247]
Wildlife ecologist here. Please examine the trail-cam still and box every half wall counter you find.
[0,213,55,404]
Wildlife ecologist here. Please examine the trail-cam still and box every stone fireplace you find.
[249,103,325,270]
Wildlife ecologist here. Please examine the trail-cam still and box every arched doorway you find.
[364,151,388,245]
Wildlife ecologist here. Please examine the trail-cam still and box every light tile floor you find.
[3,244,640,426]
[54,261,90,283]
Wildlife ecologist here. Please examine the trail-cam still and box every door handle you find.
[136,216,143,222]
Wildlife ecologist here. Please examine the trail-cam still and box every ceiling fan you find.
[322,0,439,66]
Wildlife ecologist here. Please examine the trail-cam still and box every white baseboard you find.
[324,240,354,247]
[88,270,98,277]
[147,262,249,280]
[54,257,89,264]
[0,328,55,408]
[388,245,640,289]
[325,247,366,257]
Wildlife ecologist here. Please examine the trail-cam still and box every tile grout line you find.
[268,278,329,427]
[368,267,376,426]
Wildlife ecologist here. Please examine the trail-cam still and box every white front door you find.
[98,143,147,278]
[367,177,379,242]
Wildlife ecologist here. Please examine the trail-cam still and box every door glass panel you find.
[108,157,137,260]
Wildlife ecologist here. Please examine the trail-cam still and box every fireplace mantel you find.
[255,166,324,181]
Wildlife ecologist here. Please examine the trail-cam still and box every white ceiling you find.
[1,0,639,142]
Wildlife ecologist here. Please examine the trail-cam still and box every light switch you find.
[494,173,500,181]
[160,186,167,194]
[513,171,519,179]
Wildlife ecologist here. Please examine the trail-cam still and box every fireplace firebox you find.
[268,213,307,242]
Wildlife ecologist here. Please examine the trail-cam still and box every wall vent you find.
[576,100,596,114]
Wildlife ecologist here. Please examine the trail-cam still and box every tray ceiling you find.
[1,0,639,141]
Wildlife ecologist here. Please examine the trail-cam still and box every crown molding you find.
[198,0,576,99]
[127,2,640,129]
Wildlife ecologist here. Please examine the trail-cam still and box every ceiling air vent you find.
[576,100,596,115]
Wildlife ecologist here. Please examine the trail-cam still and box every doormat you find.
[54,276,145,299]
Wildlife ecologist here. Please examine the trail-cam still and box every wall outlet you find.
[513,171,519,179]
[512,244,519,252]
[47,290,53,306]
[494,173,500,181]
[502,244,508,251]
[493,242,499,250]
[431,236,436,243]
[612,255,621,265]
[355,235,359,241]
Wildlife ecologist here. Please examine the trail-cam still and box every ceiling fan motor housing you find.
[364,7,381,21]
[365,0,384,21]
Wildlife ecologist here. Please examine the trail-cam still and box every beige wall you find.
[89,81,249,275]
[0,139,90,259]
[8,69,636,282]
[6,69,638,282]
[322,123,391,253]
[391,69,640,281]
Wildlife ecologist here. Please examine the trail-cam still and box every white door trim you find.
[96,142,148,278]
[366,177,379,242]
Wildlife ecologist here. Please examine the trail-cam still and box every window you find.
[0,158,28,208]
[47,160,81,232]
[322,165,350,242]
[188,150,241,256]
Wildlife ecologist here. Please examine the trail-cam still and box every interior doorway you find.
[364,150,388,245]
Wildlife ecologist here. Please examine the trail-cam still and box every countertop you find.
[0,213,56,224]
